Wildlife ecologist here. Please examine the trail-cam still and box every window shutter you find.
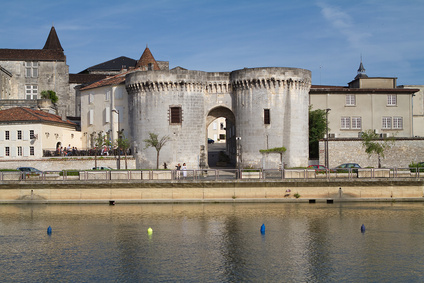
[0,146,3,157]
[23,130,29,141]
[89,109,94,125]
[0,130,3,141]
[11,131,16,141]
[23,147,29,157]
[105,107,110,123]
[11,147,16,157]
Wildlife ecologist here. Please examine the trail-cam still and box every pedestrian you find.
[182,163,187,178]
[176,163,181,179]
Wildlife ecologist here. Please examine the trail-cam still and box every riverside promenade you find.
[0,168,423,204]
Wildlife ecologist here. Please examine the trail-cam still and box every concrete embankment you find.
[0,179,423,204]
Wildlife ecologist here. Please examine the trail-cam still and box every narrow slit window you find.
[264,109,270,125]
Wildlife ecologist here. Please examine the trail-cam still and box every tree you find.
[309,107,328,159]
[115,130,131,169]
[361,129,394,168]
[93,131,108,168]
[143,133,170,169]
[40,90,59,104]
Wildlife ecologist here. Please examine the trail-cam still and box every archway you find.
[206,107,236,168]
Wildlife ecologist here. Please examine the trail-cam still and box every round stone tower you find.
[230,67,311,168]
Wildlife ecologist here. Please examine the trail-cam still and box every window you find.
[264,109,270,125]
[30,130,35,139]
[5,147,9,157]
[5,131,9,140]
[351,117,362,129]
[387,94,397,106]
[393,117,403,129]
[213,122,217,130]
[25,85,38,99]
[25,61,38,78]
[17,146,22,156]
[89,93,94,104]
[17,130,22,140]
[341,117,350,129]
[346,94,356,106]
[105,91,111,101]
[30,146,35,156]
[382,117,392,129]
[220,123,225,130]
[89,109,94,125]
[170,106,182,124]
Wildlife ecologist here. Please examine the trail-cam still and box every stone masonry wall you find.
[319,138,424,168]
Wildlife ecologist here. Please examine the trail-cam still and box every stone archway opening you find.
[206,107,236,168]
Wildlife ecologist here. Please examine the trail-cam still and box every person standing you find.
[176,163,181,179]
[182,163,187,178]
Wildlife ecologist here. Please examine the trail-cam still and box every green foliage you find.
[409,161,424,172]
[361,129,394,168]
[294,193,301,198]
[259,147,287,153]
[40,90,58,104]
[144,132,170,169]
[309,106,328,158]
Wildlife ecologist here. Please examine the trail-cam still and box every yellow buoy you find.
[148,227,153,234]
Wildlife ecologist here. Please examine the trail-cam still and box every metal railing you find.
[1,167,422,182]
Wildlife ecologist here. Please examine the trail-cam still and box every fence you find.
[1,167,422,182]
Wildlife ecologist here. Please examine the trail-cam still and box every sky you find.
[1,0,423,86]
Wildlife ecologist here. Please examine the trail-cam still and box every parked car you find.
[92,167,112,170]
[334,163,361,173]
[208,138,215,144]
[307,165,334,173]
[17,167,43,175]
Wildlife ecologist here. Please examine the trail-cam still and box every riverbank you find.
[0,179,423,203]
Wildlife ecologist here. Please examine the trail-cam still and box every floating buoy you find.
[47,226,52,235]
[361,224,365,233]
[260,224,265,234]
[148,227,153,235]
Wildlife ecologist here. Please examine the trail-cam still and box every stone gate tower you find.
[126,65,311,169]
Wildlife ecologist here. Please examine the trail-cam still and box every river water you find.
[1,202,423,282]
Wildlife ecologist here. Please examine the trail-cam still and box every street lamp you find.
[112,109,121,169]
[236,137,242,170]
[325,108,331,168]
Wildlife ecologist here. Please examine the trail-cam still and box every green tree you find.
[93,131,109,168]
[361,129,394,168]
[40,90,59,104]
[143,133,170,169]
[115,130,131,169]
[309,107,328,159]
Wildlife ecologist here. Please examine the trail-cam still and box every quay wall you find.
[0,180,423,203]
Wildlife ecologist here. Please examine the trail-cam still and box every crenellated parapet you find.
[230,67,311,92]
[127,80,206,93]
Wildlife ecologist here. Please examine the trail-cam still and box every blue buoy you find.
[361,224,365,233]
[47,226,52,235]
[260,224,265,234]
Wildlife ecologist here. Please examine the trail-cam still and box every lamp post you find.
[112,109,120,169]
[236,136,242,170]
[325,108,331,168]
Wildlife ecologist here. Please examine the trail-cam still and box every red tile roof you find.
[0,107,76,127]
[135,46,160,70]
[80,70,131,91]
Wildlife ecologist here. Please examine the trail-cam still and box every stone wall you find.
[0,157,136,171]
[319,138,424,168]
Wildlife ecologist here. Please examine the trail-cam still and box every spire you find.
[355,56,368,79]
[43,26,64,51]
[135,46,160,70]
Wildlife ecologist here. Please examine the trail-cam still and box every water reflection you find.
[0,203,424,282]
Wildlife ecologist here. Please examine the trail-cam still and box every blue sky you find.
[1,0,423,86]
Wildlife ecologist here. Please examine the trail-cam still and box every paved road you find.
[207,143,228,168]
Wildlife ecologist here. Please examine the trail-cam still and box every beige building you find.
[207,117,226,143]
[0,107,81,159]
[310,62,419,138]
[399,85,424,137]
